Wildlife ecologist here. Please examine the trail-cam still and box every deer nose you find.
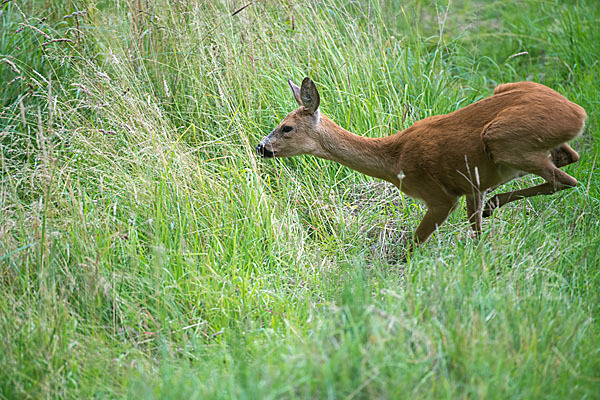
[256,143,275,158]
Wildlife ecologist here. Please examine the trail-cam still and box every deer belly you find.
[397,173,447,201]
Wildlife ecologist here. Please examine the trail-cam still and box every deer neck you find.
[315,116,400,185]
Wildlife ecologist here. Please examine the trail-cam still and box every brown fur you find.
[257,78,587,254]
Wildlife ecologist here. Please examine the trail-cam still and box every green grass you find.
[1,0,599,398]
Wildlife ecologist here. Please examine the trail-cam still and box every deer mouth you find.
[256,143,275,158]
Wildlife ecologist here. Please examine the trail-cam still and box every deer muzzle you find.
[256,142,275,158]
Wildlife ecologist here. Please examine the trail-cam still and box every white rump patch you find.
[576,122,585,138]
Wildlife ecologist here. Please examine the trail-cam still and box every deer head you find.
[256,77,322,158]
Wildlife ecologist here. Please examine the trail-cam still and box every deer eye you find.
[281,125,293,133]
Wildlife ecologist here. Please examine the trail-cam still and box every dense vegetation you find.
[1,0,599,398]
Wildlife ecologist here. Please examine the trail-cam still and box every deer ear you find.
[288,79,302,106]
[300,77,320,114]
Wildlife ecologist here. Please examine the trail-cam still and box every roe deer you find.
[257,78,586,255]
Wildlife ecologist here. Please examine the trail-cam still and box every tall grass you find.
[1,0,599,398]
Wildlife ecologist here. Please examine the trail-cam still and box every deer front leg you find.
[465,193,483,236]
[406,199,458,257]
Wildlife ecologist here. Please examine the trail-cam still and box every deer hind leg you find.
[550,143,580,168]
[486,143,578,193]
[482,143,579,217]
[483,153,578,217]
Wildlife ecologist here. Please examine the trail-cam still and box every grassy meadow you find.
[1,0,599,398]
